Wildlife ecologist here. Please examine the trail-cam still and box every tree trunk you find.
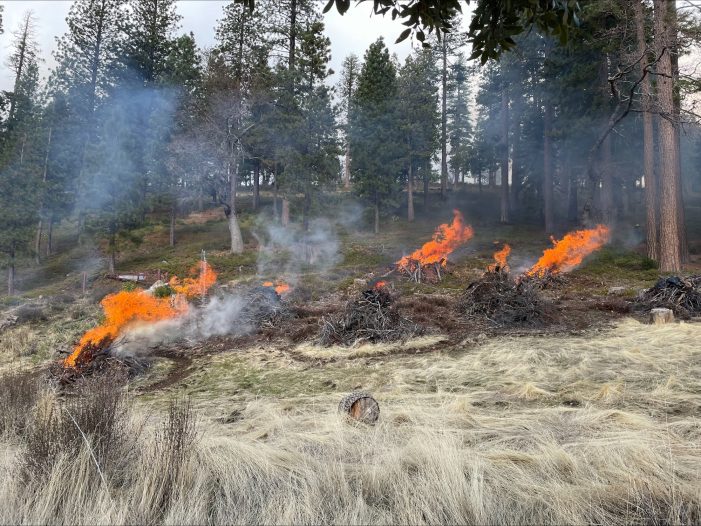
[407,160,415,222]
[671,43,688,263]
[253,161,260,211]
[488,169,496,189]
[600,133,615,226]
[7,248,15,296]
[654,0,682,272]
[35,220,43,265]
[303,187,311,231]
[510,111,521,213]
[169,203,176,247]
[273,180,280,222]
[440,40,448,200]
[423,165,429,207]
[46,217,53,257]
[282,198,290,227]
[229,153,244,254]
[634,0,658,260]
[543,102,555,233]
[500,89,510,223]
[343,143,351,189]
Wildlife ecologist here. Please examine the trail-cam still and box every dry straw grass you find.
[0,319,699,524]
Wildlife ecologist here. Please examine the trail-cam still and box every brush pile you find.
[396,259,447,283]
[459,270,556,327]
[636,276,701,318]
[319,287,421,346]
[519,270,568,289]
[240,286,290,329]
[51,340,142,385]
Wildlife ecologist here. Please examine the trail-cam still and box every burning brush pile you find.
[521,225,610,288]
[460,245,556,328]
[459,226,611,328]
[395,210,473,283]
[636,276,701,318]
[319,283,422,346]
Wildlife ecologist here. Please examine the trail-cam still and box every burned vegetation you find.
[319,286,423,346]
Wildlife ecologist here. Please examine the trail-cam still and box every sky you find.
[0,0,438,92]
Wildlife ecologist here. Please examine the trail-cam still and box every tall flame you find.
[488,244,511,272]
[397,210,474,270]
[525,225,610,277]
[64,261,217,368]
[263,280,291,295]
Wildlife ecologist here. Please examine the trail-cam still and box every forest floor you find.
[1,187,700,524]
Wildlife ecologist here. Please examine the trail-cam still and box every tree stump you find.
[650,308,674,325]
[338,391,380,424]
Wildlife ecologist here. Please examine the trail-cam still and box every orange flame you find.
[374,281,387,289]
[525,225,610,277]
[64,262,217,368]
[488,244,511,272]
[263,280,291,295]
[396,210,474,271]
[169,260,217,298]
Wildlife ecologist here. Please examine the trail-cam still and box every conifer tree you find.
[337,53,359,189]
[350,38,403,234]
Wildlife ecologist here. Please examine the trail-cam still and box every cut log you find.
[338,391,380,424]
[650,308,674,325]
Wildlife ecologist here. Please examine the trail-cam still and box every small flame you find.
[374,281,387,289]
[488,244,511,272]
[525,225,610,277]
[263,280,291,295]
[64,261,217,368]
[396,210,474,271]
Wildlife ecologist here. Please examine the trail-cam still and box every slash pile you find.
[636,276,701,318]
[240,285,290,328]
[319,287,421,346]
[459,270,556,328]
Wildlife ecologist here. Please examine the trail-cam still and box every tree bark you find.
[500,89,510,223]
[634,0,658,260]
[46,217,53,257]
[654,0,682,272]
[253,160,260,211]
[671,40,688,263]
[440,39,448,200]
[282,198,290,227]
[343,143,351,189]
[229,153,244,254]
[543,102,555,233]
[407,160,415,222]
[303,186,311,231]
[600,133,615,226]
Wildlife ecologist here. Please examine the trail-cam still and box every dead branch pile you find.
[240,286,290,329]
[519,270,568,290]
[319,288,421,346]
[636,276,701,318]
[459,271,556,327]
[51,346,139,386]
[396,260,446,283]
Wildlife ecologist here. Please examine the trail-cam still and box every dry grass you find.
[0,319,700,524]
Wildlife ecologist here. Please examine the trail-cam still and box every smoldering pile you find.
[636,276,701,318]
[319,286,422,346]
[518,270,568,290]
[459,270,557,328]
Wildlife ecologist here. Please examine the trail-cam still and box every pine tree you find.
[398,49,439,222]
[337,53,359,189]
[0,50,42,294]
[446,54,473,190]
[350,38,403,234]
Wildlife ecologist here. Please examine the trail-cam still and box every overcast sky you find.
[0,0,451,92]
